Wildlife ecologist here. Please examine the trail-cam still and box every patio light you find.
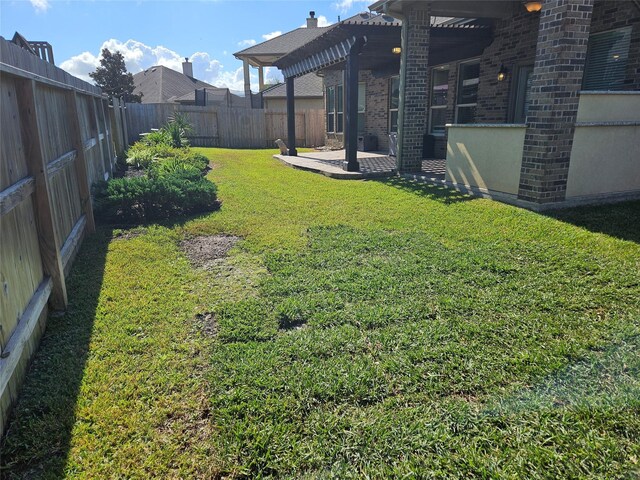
[523,1,542,12]
[392,47,401,54]
[497,64,508,82]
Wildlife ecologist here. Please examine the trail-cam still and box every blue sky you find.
[0,0,371,92]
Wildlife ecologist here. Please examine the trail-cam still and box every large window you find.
[389,76,400,133]
[326,86,335,133]
[455,60,480,124]
[336,84,344,133]
[358,82,366,133]
[583,27,632,91]
[429,66,449,135]
[326,84,344,133]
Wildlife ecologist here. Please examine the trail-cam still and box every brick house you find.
[275,12,490,166]
[368,0,640,208]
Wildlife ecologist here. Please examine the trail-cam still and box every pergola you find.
[274,16,493,171]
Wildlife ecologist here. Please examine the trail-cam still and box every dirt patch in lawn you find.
[180,235,241,269]
[194,312,218,337]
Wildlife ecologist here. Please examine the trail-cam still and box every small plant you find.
[163,113,193,148]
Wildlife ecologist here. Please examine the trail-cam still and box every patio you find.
[275,150,446,181]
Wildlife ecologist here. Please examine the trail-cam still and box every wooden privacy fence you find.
[126,103,326,149]
[0,36,126,434]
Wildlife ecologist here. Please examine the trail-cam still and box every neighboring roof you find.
[261,73,323,99]
[234,26,331,67]
[133,65,224,103]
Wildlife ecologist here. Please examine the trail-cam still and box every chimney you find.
[306,11,318,28]
[182,57,193,77]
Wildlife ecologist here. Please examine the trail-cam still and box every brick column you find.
[518,0,595,204]
[397,4,430,172]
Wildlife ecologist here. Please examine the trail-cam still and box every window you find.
[336,84,344,133]
[512,65,534,123]
[429,66,449,135]
[583,27,632,91]
[326,86,335,133]
[389,76,400,133]
[358,82,366,133]
[455,60,480,124]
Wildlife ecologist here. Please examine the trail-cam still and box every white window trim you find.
[326,85,336,133]
[429,65,449,136]
[389,75,399,134]
[455,58,480,124]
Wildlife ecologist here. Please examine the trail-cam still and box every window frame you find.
[389,75,400,134]
[335,84,344,133]
[583,26,632,91]
[455,58,480,124]
[429,65,450,136]
[326,85,336,133]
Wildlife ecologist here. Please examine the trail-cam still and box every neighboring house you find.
[234,11,331,107]
[132,60,242,107]
[260,72,324,111]
[275,0,640,208]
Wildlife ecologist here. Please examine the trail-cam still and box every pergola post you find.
[286,76,297,157]
[343,37,365,172]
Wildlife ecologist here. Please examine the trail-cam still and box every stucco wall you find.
[445,125,526,195]
[576,92,640,122]
[566,92,640,198]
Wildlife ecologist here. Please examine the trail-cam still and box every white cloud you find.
[332,0,369,14]
[59,38,256,93]
[237,39,257,47]
[262,31,282,41]
[60,52,99,82]
[30,0,50,13]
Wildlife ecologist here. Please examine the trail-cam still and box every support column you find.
[518,0,595,204]
[397,4,430,172]
[243,59,252,107]
[286,76,297,157]
[344,37,366,172]
[258,66,265,92]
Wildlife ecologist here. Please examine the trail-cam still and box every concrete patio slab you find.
[274,150,396,179]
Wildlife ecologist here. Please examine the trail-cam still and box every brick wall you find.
[518,0,595,204]
[322,69,394,151]
[397,4,431,171]
[589,0,640,90]
[476,11,540,123]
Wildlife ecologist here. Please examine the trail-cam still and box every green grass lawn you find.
[2,148,639,479]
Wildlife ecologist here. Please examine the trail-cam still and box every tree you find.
[89,48,142,103]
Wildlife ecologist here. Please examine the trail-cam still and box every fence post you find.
[16,78,68,310]
[99,97,115,175]
[66,91,96,234]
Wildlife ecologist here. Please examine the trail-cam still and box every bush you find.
[93,171,218,224]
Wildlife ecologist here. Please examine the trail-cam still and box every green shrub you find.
[140,129,172,147]
[93,171,218,224]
